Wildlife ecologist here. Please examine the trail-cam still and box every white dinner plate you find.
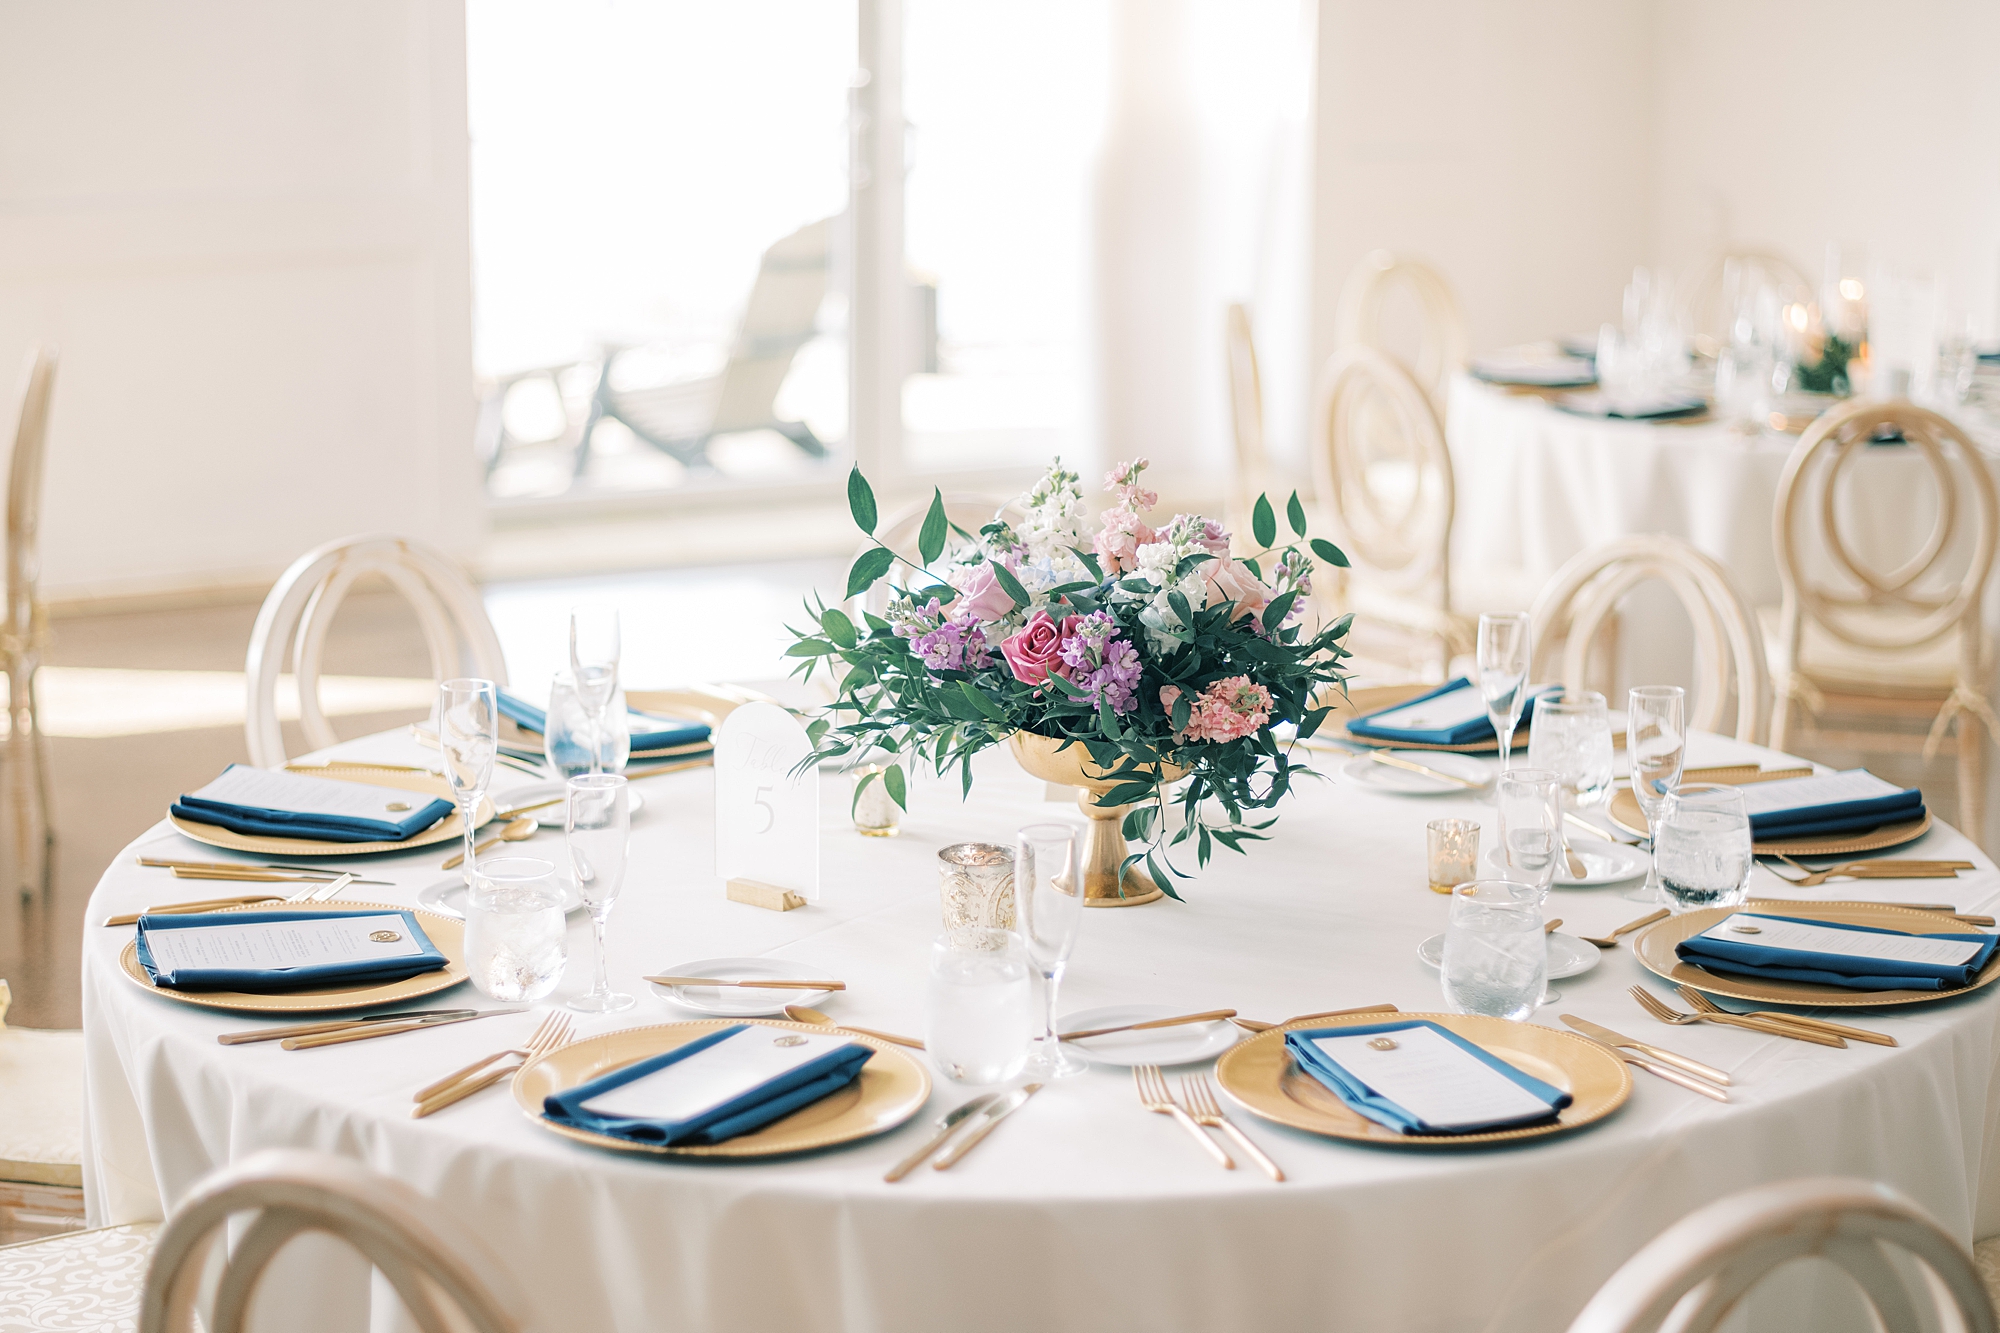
[648,956,836,1017]
[414,874,586,920]
[1417,931,1601,981]
[1341,750,1491,795]
[494,780,645,817]
[1481,840,1648,887]
[1057,1004,1242,1067]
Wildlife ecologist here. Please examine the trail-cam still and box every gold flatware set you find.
[102,871,357,925]
[1060,1009,1237,1041]
[645,975,847,991]
[412,1011,576,1118]
[1558,1014,1730,1101]
[784,1004,924,1050]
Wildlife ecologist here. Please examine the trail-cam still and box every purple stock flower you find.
[1057,611,1142,714]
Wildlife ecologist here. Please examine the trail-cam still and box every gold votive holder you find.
[852,764,900,837]
[1427,818,1481,894]
[937,842,1016,931]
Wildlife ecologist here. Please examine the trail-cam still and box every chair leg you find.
[1958,712,1988,850]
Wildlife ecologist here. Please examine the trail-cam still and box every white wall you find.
[1650,0,2000,339]
[0,0,482,603]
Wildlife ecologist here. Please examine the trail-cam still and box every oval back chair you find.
[245,535,507,767]
[3,346,57,894]
[1225,303,1272,546]
[1566,1177,1994,1333]
[1530,535,1768,743]
[141,1149,529,1333]
[1767,399,1999,836]
[1332,250,1468,410]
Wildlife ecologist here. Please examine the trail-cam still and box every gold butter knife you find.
[644,976,846,991]
[932,1083,1043,1170]
[1560,1014,1731,1086]
[883,1092,1001,1182]
[1060,1009,1237,1041]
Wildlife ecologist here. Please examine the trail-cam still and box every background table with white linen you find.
[83,729,2000,1333]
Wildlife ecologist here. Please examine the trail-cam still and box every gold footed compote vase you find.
[1007,731,1188,906]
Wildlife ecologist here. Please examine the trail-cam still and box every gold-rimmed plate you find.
[168,770,493,858]
[1608,785,1931,856]
[116,900,468,1014]
[1634,898,2000,1009]
[513,1019,932,1159]
[1215,1011,1630,1148]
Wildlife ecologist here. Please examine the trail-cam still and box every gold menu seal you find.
[1367,1037,1399,1051]
[385,802,412,812]
[369,930,402,943]
[773,1035,808,1048]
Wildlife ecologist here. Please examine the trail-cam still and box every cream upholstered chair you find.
[3,347,57,896]
[1224,303,1274,548]
[0,980,86,1244]
[1766,400,1998,837]
[1530,535,1769,744]
[1566,1177,1994,1333]
[245,535,507,767]
[1676,249,1810,357]
[1332,250,1468,412]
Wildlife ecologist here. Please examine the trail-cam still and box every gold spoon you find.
[783,1003,925,1050]
[1579,907,1669,949]
[441,816,537,870]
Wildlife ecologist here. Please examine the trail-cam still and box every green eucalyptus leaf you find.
[1286,491,1307,537]
[990,562,1031,608]
[1309,537,1349,568]
[845,546,896,598]
[847,465,878,534]
[785,640,838,657]
[883,764,907,811]
[1252,494,1276,548]
[820,607,858,649]
[959,680,1006,721]
[850,767,878,815]
[1071,546,1105,581]
[1261,589,1297,635]
[918,488,949,565]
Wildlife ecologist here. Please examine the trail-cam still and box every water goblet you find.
[924,928,1033,1085]
[1527,689,1613,818]
[1496,767,1563,1001]
[1656,784,1753,915]
[465,856,567,1003]
[565,773,633,1013]
[1476,613,1532,771]
[436,678,498,887]
[1016,822,1087,1079]
[568,606,621,775]
[1440,880,1546,1022]
[1624,686,1687,904]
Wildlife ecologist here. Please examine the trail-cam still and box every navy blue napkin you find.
[1346,678,1546,747]
[1676,913,1997,991]
[1745,778,1925,840]
[1284,1021,1571,1136]
[498,690,711,753]
[173,766,453,843]
[1553,391,1708,420]
[543,1024,872,1146]
[136,909,448,992]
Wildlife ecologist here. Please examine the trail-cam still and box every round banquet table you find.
[83,726,2000,1333]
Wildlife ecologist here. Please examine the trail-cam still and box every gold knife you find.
[932,1083,1044,1169]
[1559,1014,1731,1086]
[883,1092,1001,1182]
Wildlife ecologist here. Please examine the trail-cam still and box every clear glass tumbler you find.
[1527,689,1614,819]
[1656,784,1753,915]
[1440,880,1546,1022]
[465,856,567,1002]
[1625,685,1688,904]
[924,928,1033,1086]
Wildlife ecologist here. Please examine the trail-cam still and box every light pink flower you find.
[1159,677,1272,744]
[1103,458,1158,511]
[1203,558,1271,623]
[1093,509,1156,574]
[950,562,1017,624]
[1000,610,1070,686]
[1196,519,1231,555]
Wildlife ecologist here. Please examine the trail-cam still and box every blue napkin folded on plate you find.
[136,909,448,992]
[498,690,711,753]
[1746,783,1925,840]
[1675,912,1996,992]
[1284,1020,1571,1136]
[1345,678,1547,747]
[1553,391,1708,420]
[543,1023,873,1146]
[172,765,453,843]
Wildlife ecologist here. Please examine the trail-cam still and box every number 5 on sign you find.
[714,702,820,901]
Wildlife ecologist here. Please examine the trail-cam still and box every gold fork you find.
[410,1012,573,1118]
[1181,1074,1283,1181]
[1628,985,1845,1047]
[1676,986,1896,1047]
[1133,1065,1233,1169]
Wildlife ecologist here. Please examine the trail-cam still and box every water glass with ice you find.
[1527,689,1613,816]
[924,928,1033,1086]
[1495,768,1562,899]
[1440,880,1546,1022]
[1656,784,1753,915]
[465,856,567,1003]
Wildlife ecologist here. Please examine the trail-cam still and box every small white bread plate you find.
[415,874,586,920]
[1340,750,1491,795]
[1418,931,1601,980]
[1056,1004,1243,1067]
[648,956,837,1017]
[1481,840,1649,887]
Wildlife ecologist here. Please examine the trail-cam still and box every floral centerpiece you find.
[788,458,1352,901]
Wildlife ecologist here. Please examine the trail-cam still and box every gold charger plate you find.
[117,900,469,1014]
[1634,898,2000,1009]
[1215,1011,1631,1148]
[513,1020,932,1159]
[168,769,494,858]
[1607,784,1931,856]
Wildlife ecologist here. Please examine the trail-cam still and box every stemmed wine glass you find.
[436,679,498,887]
[565,773,633,1013]
[569,606,621,776]
[1476,613,1533,772]
[1495,767,1563,1002]
[1625,685,1687,904]
[1016,822,1087,1079]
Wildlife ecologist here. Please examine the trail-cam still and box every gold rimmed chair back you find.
[1332,250,1467,411]
[1566,1177,1995,1333]
[141,1148,529,1333]
[2,347,57,895]
[1529,535,1768,743]
[1311,347,1466,677]
[1766,399,1999,839]
[245,535,506,767]
[1224,303,1273,547]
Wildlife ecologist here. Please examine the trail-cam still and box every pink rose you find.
[1196,519,1230,555]
[951,562,1017,624]
[1001,610,1069,686]
[1093,510,1156,574]
[1203,558,1270,622]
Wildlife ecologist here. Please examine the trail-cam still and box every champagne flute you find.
[1016,822,1087,1079]
[565,773,633,1013]
[1476,613,1533,772]
[436,679,498,888]
[1495,768,1563,1002]
[568,606,621,776]
[1625,685,1687,904]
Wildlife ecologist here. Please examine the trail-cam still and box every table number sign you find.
[715,702,820,909]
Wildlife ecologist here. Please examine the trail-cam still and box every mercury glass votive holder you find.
[1427,819,1481,895]
[937,842,1016,931]
[852,764,900,837]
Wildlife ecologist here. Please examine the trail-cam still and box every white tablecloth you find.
[83,731,2000,1333]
